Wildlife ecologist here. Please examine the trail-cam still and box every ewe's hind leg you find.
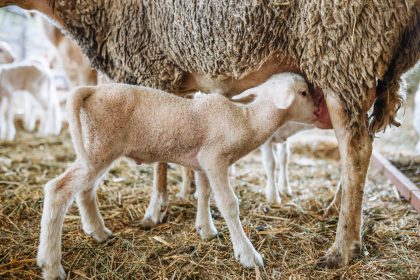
[261,138,280,204]
[76,185,112,242]
[195,171,218,240]
[318,94,371,268]
[37,163,98,280]
[277,141,292,196]
[202,160,263,268]
[141,163,168,229]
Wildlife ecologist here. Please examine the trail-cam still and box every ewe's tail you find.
[67,87,94,166]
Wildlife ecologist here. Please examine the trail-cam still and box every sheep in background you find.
[0,41,15,64]
[415,86,420,153]
[261,122,313,203]
[403,62,420,153]
[0,59,62,140]
[37,73,317,279]
[34,14,97,87]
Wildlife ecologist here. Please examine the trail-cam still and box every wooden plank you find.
[371,150,420,212]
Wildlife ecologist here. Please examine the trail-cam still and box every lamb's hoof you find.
[196,224,219,240]
[235,246,264,268]
[92,227,113,243]
[140,217,160,230]
[37,259,66,280]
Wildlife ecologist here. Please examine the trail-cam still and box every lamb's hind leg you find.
[318,93,372,268]
[37,163,100,280]
[141,163,168,229]
[202,158,263,268]
[76,180,113,242]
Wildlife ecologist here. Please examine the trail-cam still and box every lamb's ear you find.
[231,89,257,103]
[274,90,295,109]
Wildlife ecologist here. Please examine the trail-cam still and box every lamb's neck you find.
[242,98,289,147]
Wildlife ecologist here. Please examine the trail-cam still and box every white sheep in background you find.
[261,122,313,204]
[402,62,420,153]
[0,41,15,64]
[414,85,420,153]
[0,59,62,141]
[37,73,317,279]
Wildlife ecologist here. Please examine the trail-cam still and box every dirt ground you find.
[0,96,419,279]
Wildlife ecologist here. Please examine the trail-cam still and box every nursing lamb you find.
[37,73,317,279]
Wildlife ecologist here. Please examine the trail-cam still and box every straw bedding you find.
[0,126,418,279]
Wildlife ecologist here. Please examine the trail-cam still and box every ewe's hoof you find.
[92,227,113,243]
[317,248,343,269]
[317,242,362,269]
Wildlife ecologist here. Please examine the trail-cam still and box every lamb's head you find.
[232,72,317,124]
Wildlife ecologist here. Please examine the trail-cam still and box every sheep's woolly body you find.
[50,0,419,131]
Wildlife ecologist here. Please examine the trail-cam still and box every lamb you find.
[0,41,15,64]
[37,73,317,279]
[0,59,62,140]
[2,0,419,269]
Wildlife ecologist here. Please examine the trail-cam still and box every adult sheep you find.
[1,0,418,270]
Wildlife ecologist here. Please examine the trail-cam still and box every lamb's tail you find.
[66,87,94,166]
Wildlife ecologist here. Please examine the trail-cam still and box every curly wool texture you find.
[50,0,419,131]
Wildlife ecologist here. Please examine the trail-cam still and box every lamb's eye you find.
[301,91,307,97]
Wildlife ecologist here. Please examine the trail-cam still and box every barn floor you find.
[0,96,419,279]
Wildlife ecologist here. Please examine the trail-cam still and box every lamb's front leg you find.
[203,161,263,267]
[141,163,168,229]
[194,171,218,240]
[318,93,372,268]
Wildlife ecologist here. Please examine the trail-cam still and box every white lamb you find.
[37,73,317,280]
[0,59,62,140]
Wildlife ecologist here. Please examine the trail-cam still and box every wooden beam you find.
[371,150,420,212]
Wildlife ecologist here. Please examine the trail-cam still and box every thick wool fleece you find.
[44,0,419,131]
